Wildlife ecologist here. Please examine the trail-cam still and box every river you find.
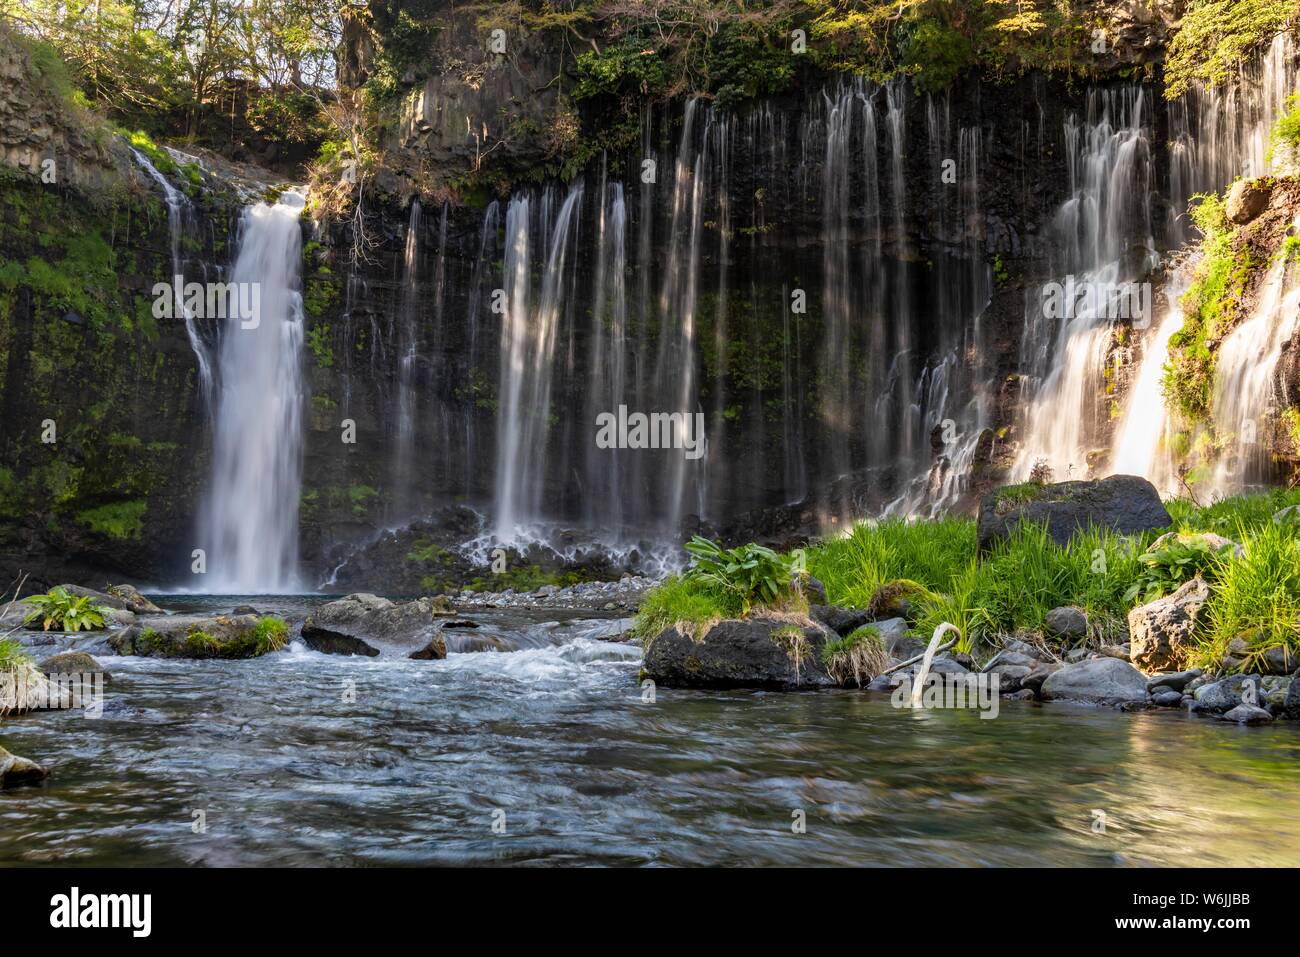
[2,596,1299,866]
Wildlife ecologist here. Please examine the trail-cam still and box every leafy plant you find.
[1123,534,1238,605]
[683,536,797,613]
[21,587,107,632]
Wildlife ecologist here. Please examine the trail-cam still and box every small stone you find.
[1221,703,1273,725]
[1043,606,1088,642]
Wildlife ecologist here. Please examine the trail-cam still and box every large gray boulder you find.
[643,617,837,689]
[1128,576,1210,671]
[300,594,447,659]
[1040,657,1149,707]
[977,474,1171,553]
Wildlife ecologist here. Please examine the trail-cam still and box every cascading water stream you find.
[128,147,214,405]
[391,199,422,519]
[202,192,306,592]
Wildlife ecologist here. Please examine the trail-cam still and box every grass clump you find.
[633,575,739,643]
[253,616,290,655]
[0,638,47,715]
[1200,521,1300,672]
[821,625,889,688]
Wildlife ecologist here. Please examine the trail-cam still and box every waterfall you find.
[1013,88,1156,480]
[391,199,422,519]
[1204,218,1300,494]
[203,193,306,592]
[493,184,583,539]
[128,147,214,405]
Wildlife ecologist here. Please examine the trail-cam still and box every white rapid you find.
[203,192,307,592]
[128,147,214,405]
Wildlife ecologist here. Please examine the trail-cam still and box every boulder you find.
[0,746,48,789]
[300,594,448,659]
[1151,689,1183,707]
[1221,703,1273,725]
[809,604,872,637]
[1040,657,1149,706]
[643,617,837,689]
[37,651,110,682]
[1225,178,1270,224]
[1043,606,1088,642]
[1192,675,1262,714]
[977,475,1171,553]
[105,584,164,614]
[109,614,274,659]
[1128,576,1210,671]
[1147,668,1202,693]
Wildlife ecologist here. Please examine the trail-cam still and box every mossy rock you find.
[109,614,287,659]
[866,579,937,620]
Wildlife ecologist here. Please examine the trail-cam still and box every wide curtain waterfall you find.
[202,193,307,591]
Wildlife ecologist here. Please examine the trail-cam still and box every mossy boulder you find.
[109,614,283,659]
[643,616,837,690]
[867,579,935,620]
[977,475,1171,553]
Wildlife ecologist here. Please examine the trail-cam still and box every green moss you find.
[306,322,334,367]
[1164,0,1296,99]
[75,499,146,540]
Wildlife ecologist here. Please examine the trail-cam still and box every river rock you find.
[873,618,920,659]
[1221,703,1273,725]
[643,617,836,689]
[0,746,48,789]
[1128,576,1210,670]
[1040,657,1149,706]
[109,614,269,659]
[37,651,110,682]
[1261,645,1298,676]
[1284,673,1300,720]
[810,604,872,637]
[1020,661,1062,695]
[1151,689,1183,707]
[300,593,448,659]
[982,649,1039,692]
[1192,675,1261,714]
[1147,668,1201,693]
[105,584,164,614]
[1043,606,1088,642]
[977,474,1171,553]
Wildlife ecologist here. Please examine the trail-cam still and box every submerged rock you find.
[1151,689,1183,707]
[1128,577,1210,671]
[110,614,277,659]
[1040,657,1149,707]
[1221,703,1273,725]
[300,593,447,659]
[643,617,837,690]
[0,745,48,788]
[977,474,1171,553]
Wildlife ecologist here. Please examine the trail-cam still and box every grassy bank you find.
[635,489,1300,673]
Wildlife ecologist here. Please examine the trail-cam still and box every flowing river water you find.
[2,596,1299,867]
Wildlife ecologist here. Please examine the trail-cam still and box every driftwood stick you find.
[880,636,957,676]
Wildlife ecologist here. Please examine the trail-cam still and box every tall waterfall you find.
[1013,88,1156,480]
[203,193,306,592]
[390,199,422,519]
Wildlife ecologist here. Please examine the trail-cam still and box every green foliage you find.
[682,536,797,613]
[1201,521,1300,671]
[305,322,334,366]
[1165,190,1251,421]
[76,499,146,540]
[1270,93,1300,166]
[253,616,290,654]
[126,129,176,176]
[1164,0,1297,99]
[21,586,107,632]
[820,624,888,686]
[573,35,670,101]
[633,574,739,642]
[1123,534,1236,605]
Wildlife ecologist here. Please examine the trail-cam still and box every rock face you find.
[1040,657,1149,706]
[1128,576,1211,671]
[977,475,1171,553]
[643,617,836,689]
[109,614,271,659]
[300,594,447,659]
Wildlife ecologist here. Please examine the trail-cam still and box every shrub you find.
[820,625,889,687]
[683,536,797,613]
[1124,534,1237,605]
[21,587,107,632]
